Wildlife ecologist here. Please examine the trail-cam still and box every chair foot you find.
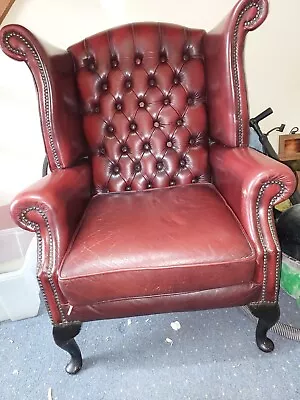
[249,303,280,353]
[53,322,82,374]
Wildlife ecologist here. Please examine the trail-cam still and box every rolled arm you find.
[203,0,269,147]
[210,144,296,304]
[11,163,92,324]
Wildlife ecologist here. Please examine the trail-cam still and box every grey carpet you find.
[0,291,299,400]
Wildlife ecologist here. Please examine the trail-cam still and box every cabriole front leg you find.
[53,322,82,374]
[249,303,280,352]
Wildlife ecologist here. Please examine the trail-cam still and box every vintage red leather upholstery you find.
[59,184,255,307]
[68,23,209,193]
[0,0,296,367]
[210,144,296,302]
[10,163,92,323]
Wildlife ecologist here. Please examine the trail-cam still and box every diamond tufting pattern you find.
[68,23,209,193]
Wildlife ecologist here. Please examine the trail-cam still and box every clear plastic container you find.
[0,205,40,321]
[281,252,300,307]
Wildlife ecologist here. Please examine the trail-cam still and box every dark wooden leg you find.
[249,303,280,353]
[53,323,82,374]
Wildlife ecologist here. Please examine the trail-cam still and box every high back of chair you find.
[68,23,210,194]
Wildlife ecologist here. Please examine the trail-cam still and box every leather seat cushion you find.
[58,183,256,306]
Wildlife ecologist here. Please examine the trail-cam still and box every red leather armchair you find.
[1,0,296,374]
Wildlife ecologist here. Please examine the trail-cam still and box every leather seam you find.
[57,197,92,277]
[59,185,255,281]
[211,183,256,258]
[67,282,262,306]
[92,181,214,198]
[59,254,256,281]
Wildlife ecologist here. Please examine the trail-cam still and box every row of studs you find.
[244,1,262,27]
[251,180,285,305]
[104,117,186,136]
[19,207,67,323]
[86,71,193,99]
[83,45,199,72]
[96,134,204,158]
[232,1,262,145]
[3,31,62,169]
[87,93,204,115]
[99,174,206,193]
[103,156,197,176]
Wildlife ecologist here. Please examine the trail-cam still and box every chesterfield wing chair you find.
[1,0,296,374]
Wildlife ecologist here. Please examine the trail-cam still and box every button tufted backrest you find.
[68,23,210,193]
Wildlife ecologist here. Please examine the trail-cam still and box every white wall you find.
[0,0,299,205]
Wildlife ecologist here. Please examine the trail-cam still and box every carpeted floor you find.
[0,290,299,400]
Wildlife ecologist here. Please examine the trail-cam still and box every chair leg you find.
[248,303,280,353]
[53,322,82,374]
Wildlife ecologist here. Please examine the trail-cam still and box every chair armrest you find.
[203,0,268,147]
[10,163,92,324]
[210,144,296,303]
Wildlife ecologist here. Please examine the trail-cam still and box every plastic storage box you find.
[0,205,40,321]
[281,252,300,307]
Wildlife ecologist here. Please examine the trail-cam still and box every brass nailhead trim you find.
[232,2,263,145]
[53,320,82,328]
[20,207,67,323]
[3,31,62,169]
[251,180,285,305]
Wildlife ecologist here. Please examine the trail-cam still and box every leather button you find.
[160,52,167,63]
[148,77,156,87]
[125,185,132,191]
[147,182,152,189]
[98,146,106,156]
[189,136,196,146]
[125,79,132,89]
[84,56,96,70]
[101,82,108,91]
[134,162,142,173]
[121,144,129,154]
[106,124,115,135]
[173,75,180,85]
[179,158,186,168]
[115,102,123,111]
[153,121,160,128]
[163,97,170,106]
[111,57,119,68]
[156,161,164,171]
[129,122,137,132]
[187,96,194,106]
[112,164,120,175]
[183,53,190,61]
[143,142,151,151]
[166,140,173,148]
[88,62,96,71]
[176,119,184,126]
[102,187,109,193]
[192,177,198,183]
[94,106,100,113]
[135,56,142,65]
[169,179,176,186]
[138,100,145,108]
